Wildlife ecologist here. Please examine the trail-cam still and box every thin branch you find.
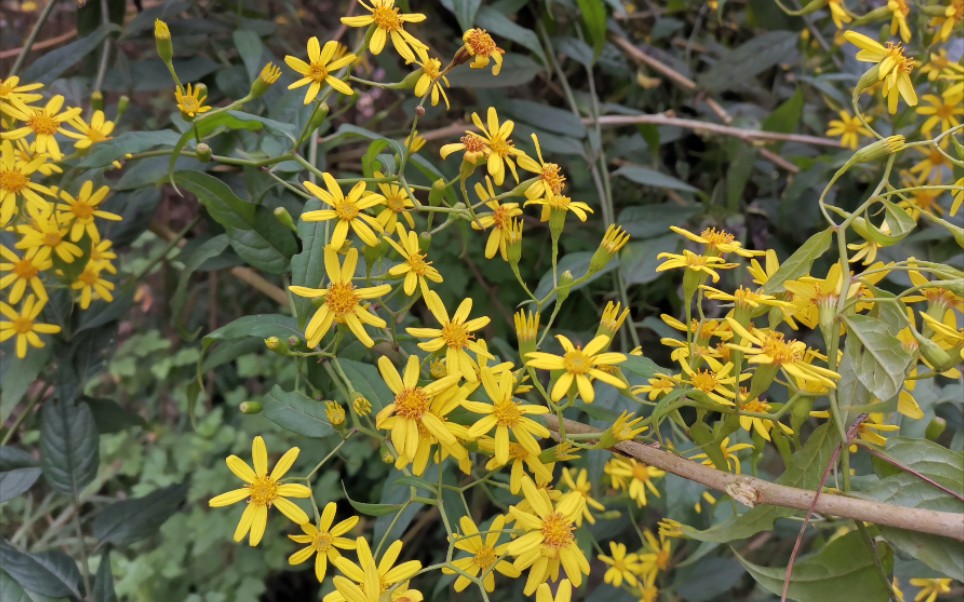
[0,29,76,60]
[545,416,964,542]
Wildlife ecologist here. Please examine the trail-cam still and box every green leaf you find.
[501,99,587,138]
[22,22,120,84]
[842,314,913,402]
[736,531,893,602]
[93,548,118,602]
[175,171,296,274]
[204,314,300,344]
[0,345,50,425]
[613,164,698,193]
[0,447,42,503]
[698,30,798,93]
[77,131,182,168]
[577,0,608,58]
[621,234,681,286]
[452,0,481,31]
[291,194,327,323]
[84,397,148,435]
[857,437,964,580]
[262,386,334,439]
[617,204,700,239]
[620,355,663,382]
[336,359,393,413]
[92,483,189,547]
[685,424,836,542]
[342,483,405,517]
[40,399,99,496]
[233,30,265,81]
[0,541,82,599]
[447,54,543,89]
[762,228,833,294]
[171,235,231,321]
[763,88,805,134]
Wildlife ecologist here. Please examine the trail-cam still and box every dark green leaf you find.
[621,234,681,286]
[0,345,50,424]
[842,314,913,401]
[0,541,81,598]
[342,483,405,517]
[77,131,182,168]
[0,447,41,503]
[613,164,698,192]
[22,23,120,84]
[762,228,833,294]
[617,204,700,239]
[501,99,586,138]
[40,399,99,496]
[577,0,608,57]
[763,88,805,134]
[92,483,189,547]
[336,359,393,413]
[93,548,117,602]
[204,314,301,344]
[448,54,543,88]
[475,6,547,66]
[452,0,482,31]
[84,397,147,435]
[699,31,798,93]
[262,386,334,438]
[171,235,231,320]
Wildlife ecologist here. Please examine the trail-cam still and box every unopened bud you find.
[351,394,372,416]
[287,335,300,348]
[415,105,426,118]
[589,224,630,274]
[325,401,346,427]
[265,336,290,355]
[239,401,262,414]
[912,329,958,372]
[794,0,828,15]
[154,19,173,64]
[429,178,446,206]
[195,142,212,162]
[117,95,130,118]
[251,62,282,98]
[274,206,296,231]
[308,103,330,130]
[854,65,881,96]
[506,218,523,265]
[556,271,575,305]
[925,417,947,440]
[418,231,431,251]
[852,135,905,164]
[90,91,104,112]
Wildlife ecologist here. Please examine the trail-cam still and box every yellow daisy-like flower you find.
[930,0,964,42]
[15,213,83,264]
[526,334,627,403]
[0,76,44,117]
[523,193,594,223]
[843,30,917,114]
[632,373,679,401]
[384,223,442,297]
[691,436,754,473]
[478,436,554,494]
[440,131,489,165]
[471,176,523,260]
[638,529,673,582]
[738,392,793,441]
[655,249,739,283]
[174,84,212,119]
[518,133,567,201]
[63,110,115,150]
[290,246,391,347]
[341,0,428,62]
[909,577,952,602]
[1,95,82,161]
[506,477,590,593]
[0,245,50,304]
[441,514,520,592]
[0,139,53,226]
[558,467,606,526]
[460,28,506,76]
[373,171,415,232]
[287,502,359,583]
[413,57,450,109]
[325,537,423,602]
[375,355,468,475]
[56,181,121,241]
[0,295,60,358]
[605,457,665,508]
[825,109,872,150]
[916,91,963,136]
[473,107,524,186]
[285,37,356,104]
[406,290,492,381]
[536,579,572,602]
[827,0,852,28]
[71,263,114,310]
[462,366,550,465]
[887,0,911,42]
[679,357,743,406]
[727,318,841,390]
[208,436,312,546]
[599,541,644,588]
[670,225,762,258]
[302,173,385,248]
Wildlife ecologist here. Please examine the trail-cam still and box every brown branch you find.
[0,29,76,60]
[545,416,964,542]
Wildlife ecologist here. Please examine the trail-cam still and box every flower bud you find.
[925,417,947,441]
[325,401,346,427]
[90,91,104,112]
[851,135,905,164]
[351,394,372,416]
[250,62,282,98]
[854,65,880,96]
[415,105,426,118]
[265,336,289,355]
[154,19,173,64]
[308,103,330,130]
[912,329,959,372]
[195,142,212,163]
[239,401,262,414]
[429,178,446,206]
[556,271,575,305]
[287,335,300,348]
[794,0,828,15]
[117,95,130,119]
[418,231,432,252]
[588,224,630,275]
[505,218,523,265]
[274,206,297,232]
[514,309,540,358]
[548,207,567,241]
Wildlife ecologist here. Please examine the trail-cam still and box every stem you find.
[9,0,58,76]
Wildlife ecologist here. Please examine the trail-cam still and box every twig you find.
[544,416,964,541]
[0,29,76,60]
[9,0,59,76]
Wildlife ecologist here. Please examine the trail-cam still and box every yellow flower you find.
[441,514,520,592]
[843,30,917,114]
[462,366,550,464]
[56,181,121,241]
[0,245,50,303]
[460,29,506,76]
[0,76,44,117]
[384,223,442,297]
[373,171,415,232]
[301,173,386,248]
[930,0,964,42]
[680,358,743,406]
[727,319,841,390]
[558,467,606,526]
[174,84,211,119]
[632,373,679,401]
[326,536,422,602]
[404,130,425,153]
[0,295,60,358]
[208,436,312,546]
[15,213,83,264]
[825,109,872,150]
[440,131,489,165]
[535,579,572,602]
[523,193,594,223]
[525,334,627,403]
[0,139,53,226]
[738,392,793,441]
[670,226,762,258]
[506,477,590,593]
[413,57,450,109]
[517,133,567,201]
[638,529,673,582]
[887,0,911,42]
[691,436,754,473]
[916,91,963,136]
[655,249,739,283]
[598,301,631,339]
[473,107,524,186]
[285,37,356,103]
[599,541,644,587]
[287,502,359,583]
[375,355,468,475]
[951,176,963,215]
[406,290,492,381]
[1,95,82,161]
[288,246,392,348]
[63,110,115,150]
[71,263,114,309]
[909,577,952,602]
[827,0,852,28]
[341,0,428,63]
[604,456,665,507]
[471,176,523,260]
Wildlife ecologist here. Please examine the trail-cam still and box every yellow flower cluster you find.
[0,78,121,357]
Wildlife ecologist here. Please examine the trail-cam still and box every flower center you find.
[488,136,512,158]
[85,127,109,143]
[540,163,566,194]
[372,4,402,31]
[690,370,719,393]
[407,252,431,275]
[12,258,38,279]
[441,322,470,349]
[308,62,330,82]
[473,546,497,569]
[462,134,487,153]
[43,231,63,248]
[924,287,954,308]
[508,442,528,460]
[325,282,359,319]
[741,398,770,413]
[466,29,498,56]
[248,476,279,506]
[700,227,734,250]
[385,190,408,212]
[759,333,803,366]
[70,202,95,220]
[78,268,100,285]
[395,387,430,420]
[563,349,591,374]
[312,531,334,552]
[180,97,201,114]
[28,113,59,136]
[631,462,652,482]
[334,199,360,221]
[492,205,513,229]
[11,316,33,334]
[541,512,575,549]
[0,170,27,193]
[492,398,523,427]
[422,59,442,79]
